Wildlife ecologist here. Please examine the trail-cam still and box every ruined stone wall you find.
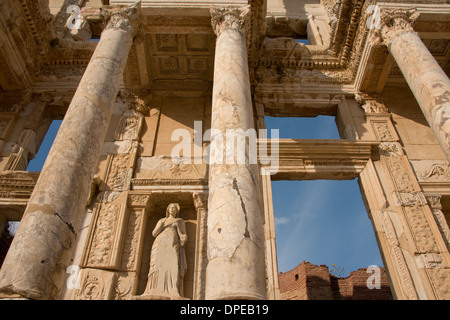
[279,261,393,300]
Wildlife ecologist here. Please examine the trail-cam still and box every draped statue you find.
[144,203,187,299]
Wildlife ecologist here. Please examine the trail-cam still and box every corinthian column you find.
[381,9,450,161]
[205,6,267,300]
[0,4,140,299]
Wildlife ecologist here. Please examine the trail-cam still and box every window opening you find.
[26,120,62,171]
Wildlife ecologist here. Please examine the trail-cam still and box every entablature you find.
[259,139,379,180]
[0,0,55,90]
[12,1,450,103]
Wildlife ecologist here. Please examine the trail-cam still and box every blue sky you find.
[25,116,384,277]
[26,120,62,172]
[265,116,384,276]
[7,121,63,235]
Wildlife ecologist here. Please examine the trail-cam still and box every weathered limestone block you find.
[0,3,141,299]
[205,6,266,300]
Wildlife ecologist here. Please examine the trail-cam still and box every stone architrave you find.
[205,6,267,300]
[0,3,141,299]
[380,9,450,161]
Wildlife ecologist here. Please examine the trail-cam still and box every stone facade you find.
[0,0,448,300]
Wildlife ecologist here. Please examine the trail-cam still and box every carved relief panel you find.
[355,91,450,299]
[369,118,398,142]
[373,146,449,299]
[75,190,206,300]
[82,193,127,270]
[100,108,143,191]
[74,268,116,300]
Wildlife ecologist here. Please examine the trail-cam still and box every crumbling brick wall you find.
[279,261,393,300]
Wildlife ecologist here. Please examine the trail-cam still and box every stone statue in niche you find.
[144,203,188,299]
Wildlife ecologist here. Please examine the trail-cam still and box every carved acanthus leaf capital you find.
[118,89,153,116]
[193,192,208,210]
[380,9,420,45]
[210,5,250,37]
[355,92,389,114]
[424,194,442,210]
[100,1,142,36]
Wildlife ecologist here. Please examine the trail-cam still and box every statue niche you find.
[140,203,188,299]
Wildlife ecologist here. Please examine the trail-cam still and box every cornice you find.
[255,1,450,91]
[17,0,55,50]
[251,0,369,88]
[0,0,56,90]
[27,1,450,93]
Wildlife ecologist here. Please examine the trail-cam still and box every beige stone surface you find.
[0,0,450,301]
[381,10,450,161]
[0,3,140,299]
[205,5,267,300]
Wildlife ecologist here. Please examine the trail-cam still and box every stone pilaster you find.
[192,192,208,300]
[425,194,450,253]
[380,9,450,161]
[357,92,450,299]
[0,3,141,299]
[205,6,267,300]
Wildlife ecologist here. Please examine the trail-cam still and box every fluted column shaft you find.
[205,6,267,300]
[381,10,450,160]
[0,5,139,299]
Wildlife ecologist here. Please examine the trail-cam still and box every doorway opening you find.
[272,179,383,275]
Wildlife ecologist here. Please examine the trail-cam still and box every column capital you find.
[100,1,142,36]
[424,194,442,210]
[210,5,250,37]
[193,192,208,210]
[380,8,420,45]
[355,91,389,114]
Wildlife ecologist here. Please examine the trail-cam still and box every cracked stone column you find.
[381,9,450,161]
[205,6,266,300]
[0,4,140,299]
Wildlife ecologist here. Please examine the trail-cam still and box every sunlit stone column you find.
[205,6,267,300]
[381,9,450,160]
[0,4,140,299]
